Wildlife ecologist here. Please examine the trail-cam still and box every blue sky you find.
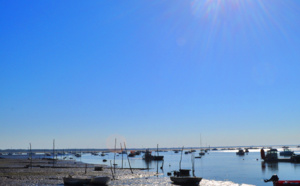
[1,0,300,149]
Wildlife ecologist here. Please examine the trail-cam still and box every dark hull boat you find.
[90,176,111,185]
[63,176,110,185]
[170,176,202,185]
[152,155,164,161]
[236,149,245,155]
[63,177,91,185]
[170,147,202,186]
[275,180,300,186]
[143,147,164,161]
[265,175,300,186]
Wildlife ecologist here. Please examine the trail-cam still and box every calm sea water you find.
[76,147,300,186]
[2,147,300,185]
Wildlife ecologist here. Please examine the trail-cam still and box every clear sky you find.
[1,0,300,149]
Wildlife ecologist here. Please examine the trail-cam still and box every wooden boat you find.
[90,176,110,185]
[170,176,202,185]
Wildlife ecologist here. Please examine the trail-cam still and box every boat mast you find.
[179,146,184,170]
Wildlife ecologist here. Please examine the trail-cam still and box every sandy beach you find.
[0,158,254,186]
[0,157,153,185]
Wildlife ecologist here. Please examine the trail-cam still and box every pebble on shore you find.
[0,158,255,186]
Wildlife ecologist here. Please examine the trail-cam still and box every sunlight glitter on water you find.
[110,176,256,186]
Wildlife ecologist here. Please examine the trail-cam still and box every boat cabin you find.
[265,149,278,161]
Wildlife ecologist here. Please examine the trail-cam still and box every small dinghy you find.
[170,176,202,185]
[63,175,110,185]
[63,176,91,185]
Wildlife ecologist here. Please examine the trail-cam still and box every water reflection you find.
[261,162,278,172]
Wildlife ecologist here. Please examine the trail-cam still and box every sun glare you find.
[188,0,291,45]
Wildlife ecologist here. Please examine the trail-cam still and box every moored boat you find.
[90,176,110,185]
[279,148,294,156]
[142,149,153,161]
[236,149,245,155]
[261,148,278,162]
[199,150,205,156]
[75,153,81,157]
[63,177,91,185]
[170,176,202,185]
[128,151,136,157]
[63,176,110,185]
[265,175,300,186]
[152,155,164,160]
[170,147,202,185]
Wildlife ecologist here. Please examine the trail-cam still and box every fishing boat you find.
[128,151,136,157]
[236,149,245,155]
[143,149,153,161]
[143,145,164,161]
[261,148,278,162]
[264,175,300,185]
[261,148,300,163]
[153,144,164,161]
[170,147,202,185]
[279,147,294,156]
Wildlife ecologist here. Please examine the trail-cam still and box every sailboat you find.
[199,134,205,156]
[170,147,202,185]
